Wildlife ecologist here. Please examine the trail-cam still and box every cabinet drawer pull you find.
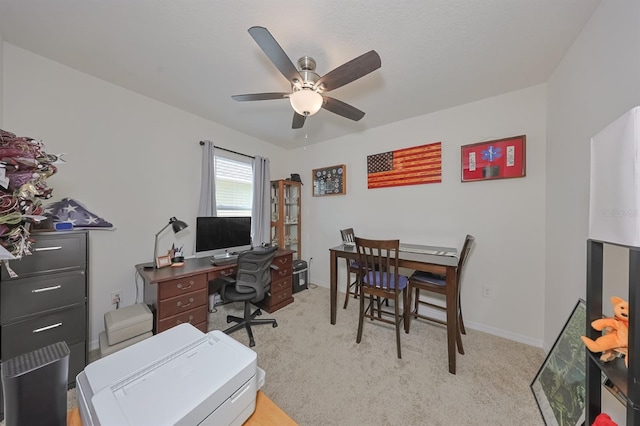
[33,322,63,333]
[32,285,62,293]
[177,281,193,290]
[34,246,63,252]
[277,258,290,265]
[278,270,287,276]
[177,298,194,308]
[177,315,194,325]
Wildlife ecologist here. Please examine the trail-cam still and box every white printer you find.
[76,324,265,426]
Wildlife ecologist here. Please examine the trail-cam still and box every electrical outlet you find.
[482,285,493,298]
[111,290,122,305]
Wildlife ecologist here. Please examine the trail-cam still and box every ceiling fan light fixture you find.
[289,89,323,116]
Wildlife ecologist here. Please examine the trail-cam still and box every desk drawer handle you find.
[177,315,194,325]
[177,281,193,290]
[34,246,63,252]
[32,285,62,293]
[177,298,194,308]
[33,322,62,333]
[221,270,233,277]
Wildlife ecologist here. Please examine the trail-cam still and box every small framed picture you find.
[312,164,346,196]
[156,254,172,269]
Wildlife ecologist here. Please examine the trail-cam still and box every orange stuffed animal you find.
[581,296,629,367]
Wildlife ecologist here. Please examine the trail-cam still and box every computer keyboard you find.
[210,256,238,266]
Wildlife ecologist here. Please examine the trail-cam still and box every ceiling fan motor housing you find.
[294,56,321,90]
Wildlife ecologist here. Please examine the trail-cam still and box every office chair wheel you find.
[227,318,232,323]
[256,310,262,316]
[272,322,278,328]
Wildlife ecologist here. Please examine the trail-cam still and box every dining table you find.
[328,243,461,374]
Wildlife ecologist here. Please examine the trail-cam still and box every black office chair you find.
[214,246,279,347]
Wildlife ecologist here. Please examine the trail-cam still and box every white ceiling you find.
[0,0,600,150]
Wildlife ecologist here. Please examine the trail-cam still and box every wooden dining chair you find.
[340,228,360,309]
[354,237,409,359]
[405,234,475,354]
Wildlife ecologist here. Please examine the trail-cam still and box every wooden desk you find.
[66,390,297,425]
[329,244,460,374]
[136,250,295,334]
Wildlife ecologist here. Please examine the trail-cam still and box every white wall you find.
[293,85,547,346]
[545,1,640,343]
[1,43,291,348]
[546,2,640,423]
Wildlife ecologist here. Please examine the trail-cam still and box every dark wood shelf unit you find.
[585,239,640,424]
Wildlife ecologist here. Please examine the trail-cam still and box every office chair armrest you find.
[270,264,280,271]
[213,276,236,300]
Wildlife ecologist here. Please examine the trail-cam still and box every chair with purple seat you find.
[406,234,475,354]
[354,237,409,359]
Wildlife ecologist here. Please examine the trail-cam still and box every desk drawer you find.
[157,307,208,333]
[273,254,292,270]
[271,265,291,283]
[158,289,207,319]
[1,305,86,360]
[2,232,87,279]
[1,271,86,323]
[270,276,292,296]
[158,274,207,300]
[207,266,236,282]
[194,321,208,333]
[263,287,293,310]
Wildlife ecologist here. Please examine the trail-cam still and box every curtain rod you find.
[199,141,255,159]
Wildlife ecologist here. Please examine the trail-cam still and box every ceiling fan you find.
[232,26,382,129]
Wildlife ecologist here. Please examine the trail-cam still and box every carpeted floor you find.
[208,285,546,426]
[16,285,545,426]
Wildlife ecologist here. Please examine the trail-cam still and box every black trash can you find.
[292,260,308,293]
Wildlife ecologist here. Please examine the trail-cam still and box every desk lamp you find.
[144,217,188,269]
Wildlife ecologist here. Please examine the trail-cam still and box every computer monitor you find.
[195,216,252,258]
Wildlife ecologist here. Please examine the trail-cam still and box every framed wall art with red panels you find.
[461,135,526,182]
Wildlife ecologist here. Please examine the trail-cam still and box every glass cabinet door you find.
[270,182,279,247]
[270,180,301,260]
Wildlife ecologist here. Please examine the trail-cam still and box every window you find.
[215,153,253,217]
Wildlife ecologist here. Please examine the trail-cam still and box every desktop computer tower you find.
[1,341,70,426]
[292,260,308,293]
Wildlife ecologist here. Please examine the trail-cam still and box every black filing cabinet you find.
[0,230,89,416]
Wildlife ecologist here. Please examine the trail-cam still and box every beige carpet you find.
[209,285,546,426]
[13,285,545,426]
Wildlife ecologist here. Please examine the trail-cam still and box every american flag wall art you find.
[367,142,442,189]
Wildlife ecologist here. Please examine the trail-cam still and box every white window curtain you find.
[198,140,217,217]
[251,156,270,246]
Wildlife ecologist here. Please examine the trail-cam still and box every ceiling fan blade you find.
[314,50,381,92]
[248,26,302,84]
[322,96,365,121]
[292,112,306,129]
[232,93,290,102]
